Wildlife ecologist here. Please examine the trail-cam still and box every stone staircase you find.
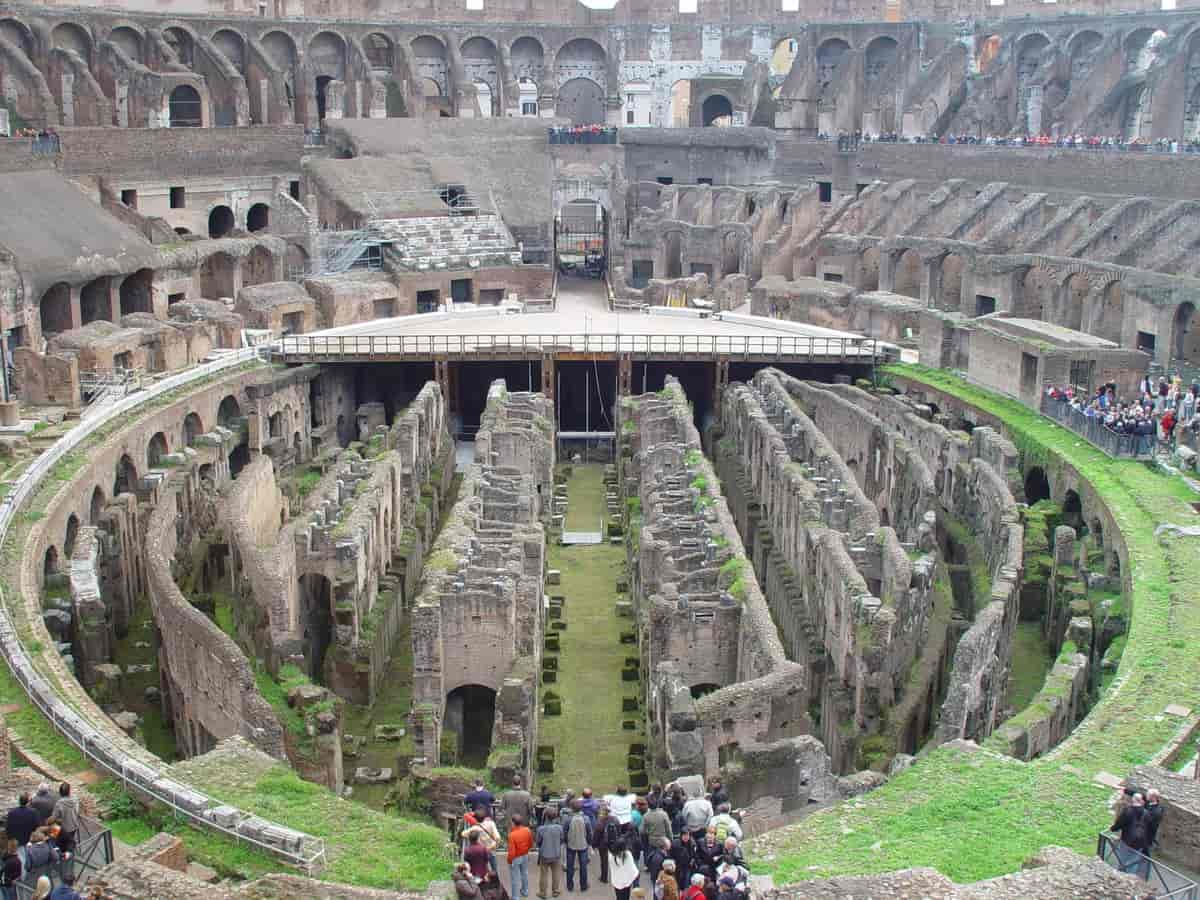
[381,213,521,272]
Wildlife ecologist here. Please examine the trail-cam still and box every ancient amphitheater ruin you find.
[0,0,1198,895]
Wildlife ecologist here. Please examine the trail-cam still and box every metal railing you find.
[0,345,327,874]
[12,817,114,898]
[1097,832,1198,899]
[276,332,882,361]
[1040,395,1157,459]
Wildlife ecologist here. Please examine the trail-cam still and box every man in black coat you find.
[4,795,39,846]
[669,830,697,890]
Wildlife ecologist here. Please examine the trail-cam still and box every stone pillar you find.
[617,353,632,397]
[69,285,83,330]
[1053,525,1077,570]
[541,354,555,403]
[0,401,18,426]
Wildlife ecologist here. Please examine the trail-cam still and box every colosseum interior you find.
[0,0,1198,895]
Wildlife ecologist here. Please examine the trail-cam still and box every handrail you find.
[1096,831,1198,899]
[275,333,882,361]
[1040,394,1157,459]
[0,345,328,873]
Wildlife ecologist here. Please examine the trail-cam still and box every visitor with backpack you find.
[708,804,741,843]
[563,800,592,892]
[49,784,79,855]
[641,799,673,845]
[535,805,564,899]
[656,859,680,900]
[644,836,670,884]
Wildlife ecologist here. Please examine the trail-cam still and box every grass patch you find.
[1006,622,1053,714]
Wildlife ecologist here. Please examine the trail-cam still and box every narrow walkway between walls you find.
[538,463,644,797]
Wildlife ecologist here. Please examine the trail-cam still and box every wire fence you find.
[1097,832,1197,899]
[1040,395,1157,459]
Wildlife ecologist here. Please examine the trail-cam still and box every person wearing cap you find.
[657,859,680,900]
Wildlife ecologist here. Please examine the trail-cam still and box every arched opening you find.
[268,411,283,439]
[0,19,35,59]
[309,31,346,120]
[1174,301,1200,364]
[721,232,741,275]
[1062,489,1084,531]
[702,94,733,127]
[43,546,59,578]
[510,37,544,103]
[80,278,111,325]
[557,77,604,126]
[89,486,106,525]
[315,75,333,121]
[977,34,1002,74]
[246,203,270,233]
[108,26,142,64]
[119,268,154,317]
[218,395,241,427]
[816,38,849,97]
[461,37,498,117]
[893,249,922,300]
[556,199,607,273]
[445,684,496,767]
[412,35,449,113]
[262,30,297,70]
[183,412,204,447]
[859,247,880,292]
[363,33,394,73]
[1092,281,1124,343]
[212,29,245,73]
[690,683,720,700]
[40,283,73,337]
[208,206,235,239]
[199,252,237,299]
[1024,466,1050,504]
[243,245,274,287]
[1016,34,1051,133]
[163,26,194,67]
[1068,31,1103,85]
[114,453,139,497]
[298,573,333,683]
[64,515,80,560]
[229,444,250,479]
[52,22,92,59]
[664,232,683,279]
[1062,273,1089,332]
[771,36,799,79]
[940,253,965,311]
[168,85,202,128]
[865,36,898,86]
[670,79,691,128]
[147,431,169,469]
[1019,267,1053,319]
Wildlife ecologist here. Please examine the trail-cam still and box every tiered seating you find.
[378,214,522,271]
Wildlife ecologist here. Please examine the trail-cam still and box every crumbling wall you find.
[410,381,551,780]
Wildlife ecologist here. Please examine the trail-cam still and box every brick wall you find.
[57,126,305,180]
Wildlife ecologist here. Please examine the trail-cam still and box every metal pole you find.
[585,367,590,434]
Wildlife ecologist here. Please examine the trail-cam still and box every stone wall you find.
[1128,764,1200,872]
[409,380,552,780]
[623,376,837,814]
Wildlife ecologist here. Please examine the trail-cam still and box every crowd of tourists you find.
[547,126,620,145]
[453,776,751,900]
[1,782,98,899]
[1045,376,1200,453]
[1110,783,1166,878]
[819,130,1200,153]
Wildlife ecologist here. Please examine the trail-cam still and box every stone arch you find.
[217,394,241,427]
[168,85,202,127]
[199,251,237,299]
[261,30,297,70]
[1173,301,1200,364]
[1062,489,1083,530]
[40,283,73,337]
[1019,266,1054,319]
[212,28,245,73]
[1125,27,1165,72]
[977,34,1002,75]
[162,26,194,67]
[670,79,691,127]
[183,411,204,447]
[1024,466,1050,504]
[243,245,275,286]
[893,249,922,300]
[940,253,966,311]
[411,34,449,99]
[664,231,683,279]
[80,277,111,325]
[510,36,544,87]
[119,268,154,316]
[1085,280,1124,344]
[299,572,333,683]
[147,431,169,469]
[816,38,849,96]
[64,514,80,559]
[1068,30,1103,86]
[363,32,394,73]
[43,545,59,578]
[461,37,499,117]
[108,25,143,63]
[864,36,898,84]
[771,35,800,79]
[51,22,92,60]
[308,31,347,78]
[721,231,742,275]
[247,203,270,233]
[690,683,721,700]
[0,18,34,59]
[860,246,880,291]
[445,684,496,765]
[113,453,139,497]
[557,77,604,125]
[89,486,106,525]
[208,205,235,239]
[702,93,733,127]
[1062,272,1089,332]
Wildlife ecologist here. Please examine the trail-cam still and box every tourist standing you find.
[507,815,534,900]
[681,793,712,841]
[535,805,565,899]
[609,840,639,900]
[464,830,491,880]
[1112,793,1151,875]
[466,780,497,820]
[1145,788,1165,858]
[0,840,21,900]
[502,777,536,835]
[30,784,55,824]
[579,788,600,825]
[564,800,593,892]
[641,799,673,845]
[5,794,39,847]
[455,862,483,900]
[594,804,616,884]
[657,860,680,900]
[708,805,741,843]
[606,786,633,825]
[49,784,79,855]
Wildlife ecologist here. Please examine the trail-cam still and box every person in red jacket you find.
[507,814,534,900]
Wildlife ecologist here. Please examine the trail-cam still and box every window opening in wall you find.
[9,326,26,348]
[782,0,799,9]
[522,101,538,116]
[1163,0,1177,8]
[289,180,301,200]
[657,176,674,185]
[451,278,473,304]
[627,110,635,124]
[1020,352,1039,396]
[697,177,713,185]
[817,181,832,202]
[417,289,441,313]
[373,298,395,319]
[168,292,185,305]
[823,272,843,283]
[856,183,868,196]
[466,0,482,8]
[679,0,698,11]
[1137,330,1156,353]
[113,351,132,371]
[282,311,304,335]
[169,186,185,209]
[121,189,137,209]
[976,294,997,316]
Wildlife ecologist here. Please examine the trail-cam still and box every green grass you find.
[540,466,643,792]
[1006,622,1052,714]
[752,364,1200,885]
[563,463,609,532]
